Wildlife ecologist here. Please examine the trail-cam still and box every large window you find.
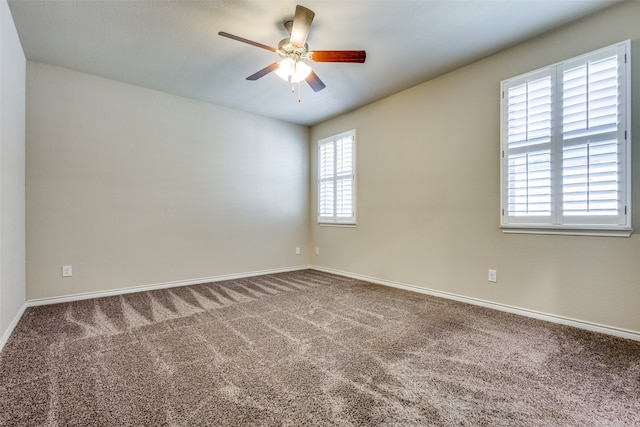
[318,129,356,225]
[500,40,631,236]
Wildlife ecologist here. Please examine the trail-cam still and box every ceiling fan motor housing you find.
[278,38,308,60]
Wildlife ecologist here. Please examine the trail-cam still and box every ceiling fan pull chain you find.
[291,62,298,93]
[298,81,302,103]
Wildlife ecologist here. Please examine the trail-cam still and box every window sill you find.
[318,223,357,228]
[501,226,633,238]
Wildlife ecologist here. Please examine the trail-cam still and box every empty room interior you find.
[1,0,640,425]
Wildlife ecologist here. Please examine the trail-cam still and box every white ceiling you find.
[8,0,621,126]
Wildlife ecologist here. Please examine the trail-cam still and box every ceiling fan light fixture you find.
[275,58,311,83]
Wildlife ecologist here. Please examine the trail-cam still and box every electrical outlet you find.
[295,247,301,255]
[488,269,497,283]
[315,247,320,255]
[62,265,73,277]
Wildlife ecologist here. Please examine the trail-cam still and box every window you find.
[500,40,631,236]
[318,130,356,224]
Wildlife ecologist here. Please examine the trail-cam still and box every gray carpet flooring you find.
[1,269,639,426]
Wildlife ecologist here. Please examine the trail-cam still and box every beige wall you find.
[310,1,640,334]
[0,0,26,341]
[26,62,310,300]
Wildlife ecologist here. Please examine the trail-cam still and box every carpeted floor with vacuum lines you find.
[1,269,639,426]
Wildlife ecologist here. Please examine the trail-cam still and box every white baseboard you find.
[9,264,638,350]
[1,265,310,353]
[312,266,640,342]
[0,302,27,353]
[27,265,312,307]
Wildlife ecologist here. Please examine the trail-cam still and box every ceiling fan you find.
[218,5,366,97]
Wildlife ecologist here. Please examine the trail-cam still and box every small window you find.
[500,40,631,236]
[318,130,356,225]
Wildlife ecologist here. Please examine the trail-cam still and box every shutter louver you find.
[562,140,618,215]
[336,178,353,217]
[507,150,551,216]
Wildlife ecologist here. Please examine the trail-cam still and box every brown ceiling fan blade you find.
[308,50,367,63]
[290,5,315,48]
[218,31,276,52]
[305,70,326,92]
[246,62,280,81]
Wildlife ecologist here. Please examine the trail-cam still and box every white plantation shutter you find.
[501,41,631,235]
[561,52,621,219]
[318,130,356,224]
[505,73,553,219]
[318,142,335,217]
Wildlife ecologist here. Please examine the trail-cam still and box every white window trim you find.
[317,129,357,225]
[499,40,632,237]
